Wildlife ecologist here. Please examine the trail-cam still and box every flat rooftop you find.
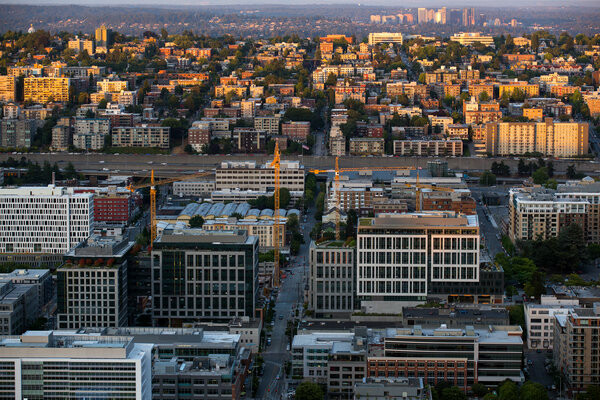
[359,212,478,229]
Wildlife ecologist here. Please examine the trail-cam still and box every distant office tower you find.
[418,8,429,24]
[462,8,476,26]
[95,25,112,51]
[0,186,93,254]
[0,330,152,400]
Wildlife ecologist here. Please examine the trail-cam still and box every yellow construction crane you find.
[127,169,214,244]
[270,142,281,287]
[310,158,415,240]
[405,175,455,212]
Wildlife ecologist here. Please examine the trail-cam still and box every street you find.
[254,206,315,399]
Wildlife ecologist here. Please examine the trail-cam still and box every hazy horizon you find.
[2,0,600,7]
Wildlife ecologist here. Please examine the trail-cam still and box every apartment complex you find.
[308,241,356,318]
[450,32,494,46]
[282,121,310,141]
[357,212,479,312]
[0,76,16,102]
[326,180,384,214]
[151,228,259,325]
[24,77,70,103]
[0,330,152,400]
[484,119,589,157]
[254,116,280,135]
[112,124,170,148]
[368,325,524,389]
[508,179,600,244]
[0,119,36,148]
[525,295,578,349]
[393,140,463,156]
[73,118,111,150]
[57,234,133,329]
[215,160,304,192]
[554,305,600,394]
[68,37,95,54]
[349,137,385,155]
[0,186,93,254]
[368,32,403,45]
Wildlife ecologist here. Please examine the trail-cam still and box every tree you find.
[519,381,548,400]
[277,187,291,209]
[295,381,324,400]
[532,167,549,185]
[495,253,538,284]
[440,387,467,400]
[189,215,204,228]
[479,91,490,102]
[577,385,600,400]
[498,380,519,400]
[524,270,546,299]
[471,383,489,398]
[98,98,108,109]
[479,171,496,186]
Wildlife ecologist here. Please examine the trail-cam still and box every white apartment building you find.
[525,295,578,349]
[357,212,479,312]
[0,330,152,400]
[112,125,170,148]
[73,118,110,150]
[0,186,93,255]
[508,187,588,242]
[368,32,403,45]
[291,332,355,384]
[215,160,305,192]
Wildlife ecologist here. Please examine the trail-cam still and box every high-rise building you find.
[68,37,95,54]
[485,119,588,157]
[0,186,93,255]
[0,119,36,148]
[0,76,16,102]
[151,228,259,325]
[23,77,70,103]
[0,330,152,399]
[525,295,578,350]
[509,178,600,244]
[309,240,356,318]
[357,212,479,312]
[554,305,600,394]
[57,234,133,329]
[95,25,112,52]
[73,117,111,150]
[417,8,429,24]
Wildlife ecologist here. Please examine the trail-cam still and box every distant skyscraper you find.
[95,25,112,51]
[417,8,428,24]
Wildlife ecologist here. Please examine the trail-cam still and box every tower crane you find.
[127,169,214,244]
[404,174,455,212]
[310,158,415,240]
[270,142,281,287]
